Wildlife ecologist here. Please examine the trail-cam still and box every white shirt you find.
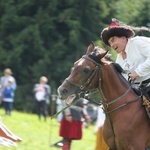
[34,84,46,101]
[94,106,105,133]
[34,83,51,102]
[116,36,150,82]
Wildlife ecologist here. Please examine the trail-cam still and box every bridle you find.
[65,55,102,105]
[51,55,102,119]
[65,54,141,114]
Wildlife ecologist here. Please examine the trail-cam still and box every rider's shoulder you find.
[129,36,150,45]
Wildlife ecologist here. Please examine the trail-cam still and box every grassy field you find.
[0,108,96,150]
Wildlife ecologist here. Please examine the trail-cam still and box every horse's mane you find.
[88,48,102,64]
[105,55,125,74]
[112,63,125,74]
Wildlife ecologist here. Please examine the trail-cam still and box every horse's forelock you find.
[90,47,104,56]
[88,49,101,64]
[88,47,108,64]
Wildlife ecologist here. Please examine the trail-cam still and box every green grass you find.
[0,108,96,150]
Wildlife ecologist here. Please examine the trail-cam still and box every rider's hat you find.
[101,21,135,46]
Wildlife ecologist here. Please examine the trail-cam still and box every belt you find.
[134,78,150,84]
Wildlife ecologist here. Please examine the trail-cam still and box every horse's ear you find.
[86,41,95,55]
[99,50,108,59]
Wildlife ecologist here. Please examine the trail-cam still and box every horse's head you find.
[57,42,108,102]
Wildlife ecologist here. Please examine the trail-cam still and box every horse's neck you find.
[100,64,129,100]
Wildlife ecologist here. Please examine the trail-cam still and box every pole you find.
[49,94,57,146]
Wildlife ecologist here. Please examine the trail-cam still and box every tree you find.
[0,0,149,112]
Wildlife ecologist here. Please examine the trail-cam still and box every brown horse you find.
[57,42,150,150]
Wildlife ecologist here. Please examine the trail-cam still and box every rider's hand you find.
[129,71,139,81]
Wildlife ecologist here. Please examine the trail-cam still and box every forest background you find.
[0,0,149,113]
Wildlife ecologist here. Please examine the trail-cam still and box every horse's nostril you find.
[62,88,68,94]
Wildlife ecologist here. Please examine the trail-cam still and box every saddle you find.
[132,82,150,118]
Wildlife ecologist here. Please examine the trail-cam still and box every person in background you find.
[0,68,17,115]
[56,96,63,122]
[94,106,108,150]
[33,76,51,121]
[59,99,90,150]
[50,96,63,148]
[2,77,16,116]
[82,98,92,128]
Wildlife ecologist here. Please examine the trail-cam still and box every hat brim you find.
[101,27,135,46]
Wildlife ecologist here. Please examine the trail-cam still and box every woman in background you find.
[59,99,90,150]
[0,68,17,116]
[33,76,51,121]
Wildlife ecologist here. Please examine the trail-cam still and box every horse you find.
[57,42,150,150]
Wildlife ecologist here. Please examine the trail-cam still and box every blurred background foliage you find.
[0,0,149,113]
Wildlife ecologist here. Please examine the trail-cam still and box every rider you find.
[101,19,150,100]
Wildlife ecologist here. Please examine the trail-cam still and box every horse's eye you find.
[83,67,91,73]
